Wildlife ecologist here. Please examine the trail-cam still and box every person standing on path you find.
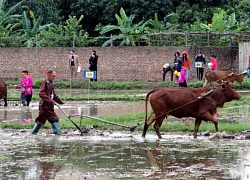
[68,50,79,79]
[14,70,33,106]
[31,70,64,135]
[178,66,188,87]
[181,50,191,80]
[89,50,98,81]
[194,52,206,81]
[210,55,218,71]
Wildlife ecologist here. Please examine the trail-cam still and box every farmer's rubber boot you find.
[31,123,41,135]
[22,100,27,106]
[51,122,61,135]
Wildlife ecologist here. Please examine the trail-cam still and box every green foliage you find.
[33,78,43,88]
[1,1,250,47]
[233,78,250,89]
[38,15,95,47]
[19,11,52,47]
[99,7,150,47]
[0,0,22,46]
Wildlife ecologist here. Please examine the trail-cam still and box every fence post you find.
[185,32,188,46]
[35,34,38,47]
[207,32,210,46]
[110,34,113,47]
[73,35,75,47]
[148,34,150,46]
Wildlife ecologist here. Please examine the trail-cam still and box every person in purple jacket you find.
[14,70,34,106]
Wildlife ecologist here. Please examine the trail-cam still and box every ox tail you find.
[143,89,157,138]
[145,89,157,122]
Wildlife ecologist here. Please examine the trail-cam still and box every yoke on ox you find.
[142,82,241,139]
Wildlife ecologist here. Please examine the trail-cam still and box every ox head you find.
[219,81,241,100]
[227,73,244,83]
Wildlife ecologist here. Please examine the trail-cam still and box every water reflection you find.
[20,109,33,123]
[2,134,250,180]
[0,101,145,123]
[90,104,98,116]
[0,109,7,122]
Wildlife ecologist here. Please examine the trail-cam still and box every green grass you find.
[5,78,250,90]
[2,79,250,132]
[2,112,250,133]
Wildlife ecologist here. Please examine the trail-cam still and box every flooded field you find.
[1,100,249,125]
[0,101,145,123]
[1,130,250,180]
[0,90,250,179]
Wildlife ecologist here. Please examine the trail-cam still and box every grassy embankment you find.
[2,78,250,133]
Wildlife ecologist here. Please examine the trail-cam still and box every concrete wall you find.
[0,46,239,82]
[239,42,250,72]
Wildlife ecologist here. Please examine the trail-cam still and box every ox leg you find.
[154,115,165,139]
[194,118,202,138]
[4,97,7,107]
[142,112,156,138]
[203,79,208,87]
[203,112,219,133]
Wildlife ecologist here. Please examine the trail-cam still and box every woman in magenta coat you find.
[14,70,33,106]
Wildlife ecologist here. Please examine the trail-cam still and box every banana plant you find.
[17,10,53,47]
[38,15,92,47]
[99,7,150,47]
[200,9,243,33]
[0,0,23,36]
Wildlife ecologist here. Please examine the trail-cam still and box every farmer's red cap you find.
[45,70,57,77]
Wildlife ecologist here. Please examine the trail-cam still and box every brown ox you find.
[0,80,7,106]
[142,82,241,139]
[203,70,244,87]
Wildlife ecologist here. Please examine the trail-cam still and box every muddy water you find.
[1,130,250,180]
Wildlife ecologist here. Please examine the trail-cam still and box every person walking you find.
[89,50,98,81]
[14,70,33,106]
[194,52,206,81]
[31,70,64,135]
[68,50,79,79]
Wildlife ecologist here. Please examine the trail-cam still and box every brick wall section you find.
[0,46,238,81]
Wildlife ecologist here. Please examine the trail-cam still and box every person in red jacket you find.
[31,70,64,135]
[181,50,191,80]
[210,55,218,70]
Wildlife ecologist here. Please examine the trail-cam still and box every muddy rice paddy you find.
[1,129,250,180]
[0,90,250,179]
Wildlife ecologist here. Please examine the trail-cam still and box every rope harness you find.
[147,72,236,122]
[150,89,214,121]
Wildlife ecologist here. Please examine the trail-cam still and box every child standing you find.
[178,66,188,87]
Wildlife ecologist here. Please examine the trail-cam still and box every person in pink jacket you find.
[14,70,33,106]
[178,66,187,87]
[210,55,218,70]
